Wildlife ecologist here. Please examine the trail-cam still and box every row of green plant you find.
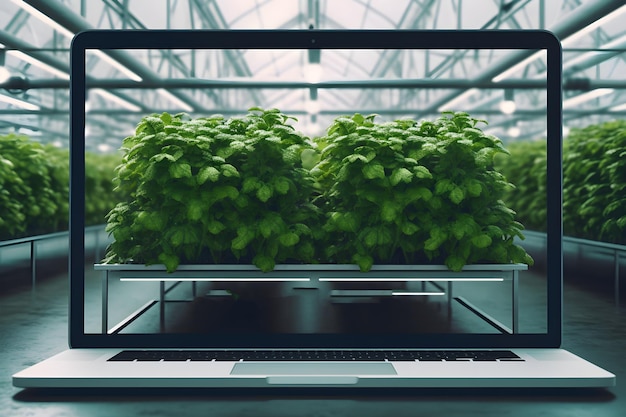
[496,119,626,245]
[0,133,118,240]
[104,109,533,272]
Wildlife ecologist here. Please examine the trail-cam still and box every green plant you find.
[312,112,533,272]
[0,134,60,238]
[85,152,123,226]
[104,109,321,272]
[494,140,547,232]
[0,137,27,239]
[0,133,122,239]
[563,120,626,244]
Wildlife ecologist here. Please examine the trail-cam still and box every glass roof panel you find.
[0,0,625,149]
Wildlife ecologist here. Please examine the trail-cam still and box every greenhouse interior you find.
[1,0,626,412]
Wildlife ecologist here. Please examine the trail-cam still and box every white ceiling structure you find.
[0,0,625,152]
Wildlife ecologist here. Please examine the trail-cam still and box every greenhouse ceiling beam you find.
[0,31,145,113]
[369,0,438,77]
[366,0,532,110]
[8,77,626,91]
[421,0,626,116]
[4,109,623,117]
[96,0,219,105]
[0,118,67,139]
[188,0,261,106]
[22,0,204,111]
[0,30,70,77]
[100,0,200,81]
[562,43,626,78]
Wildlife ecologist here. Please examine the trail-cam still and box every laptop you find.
[13,29,615,389]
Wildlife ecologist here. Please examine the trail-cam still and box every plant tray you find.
[94,263,528,280]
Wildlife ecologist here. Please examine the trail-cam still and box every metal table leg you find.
[102,270,109,334]
[160,281,165,332]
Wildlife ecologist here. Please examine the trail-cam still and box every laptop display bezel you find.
[69,29,562,349]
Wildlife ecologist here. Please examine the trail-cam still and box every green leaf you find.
[449,186,465,204]
[424,227,447,251]
[362,163,385,179]
[207,220,225,234]
[158,252,180,273]
[381,200,399,222]
[390,168,413,186]
[401,222,420,236]
[256,184,273,202]
[471,234,492,248]
[259,214,284,238]
[151,153,176,163]
[435,179,454,195]
[345,154,369,164]
[242,176,261,193]
[466,179,483,197]
[232,227,255,250]
[278,232,300,247]
[273,177,290,194]
[445,255,466,272]
[169,162,192,178]
[253,254,275,273]
[187,199,204,221]
[160,112,172,125]
[331,211,360,232]
[220,163,240,178]
[300,148,319,170]
[413,165,432,179]
[353,254,374,272]
[197,166,220,184]
[144,116,165,134]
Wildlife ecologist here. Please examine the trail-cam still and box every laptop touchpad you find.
[231,362,396,375]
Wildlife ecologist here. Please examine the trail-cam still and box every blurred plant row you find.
[496,119,626,245]
[0,133,119,240]
[3,117,622,269]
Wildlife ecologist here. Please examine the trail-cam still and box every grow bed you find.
[94,263,527,335]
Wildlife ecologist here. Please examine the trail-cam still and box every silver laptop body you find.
[13,29,615,389]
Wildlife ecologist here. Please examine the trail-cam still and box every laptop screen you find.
[71,30,562,348]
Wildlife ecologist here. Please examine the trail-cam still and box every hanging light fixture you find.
[303,47,323,84]
[499,89,516,114]
[507,123,521,138]
[304,88,320,114]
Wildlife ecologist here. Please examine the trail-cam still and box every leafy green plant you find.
[312,111,533,272]
[494,140,547,232]
[85,152,122,226]
[0,133,119,240]
[0,134,60,238]
[0,136,27,239]
[563,120,626,244]
[104,108,321,272]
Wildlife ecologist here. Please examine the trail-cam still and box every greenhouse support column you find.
[512,270,519,334]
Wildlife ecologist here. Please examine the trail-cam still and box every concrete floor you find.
[1,256,625,417]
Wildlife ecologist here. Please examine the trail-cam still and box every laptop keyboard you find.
[108,350,524,362]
